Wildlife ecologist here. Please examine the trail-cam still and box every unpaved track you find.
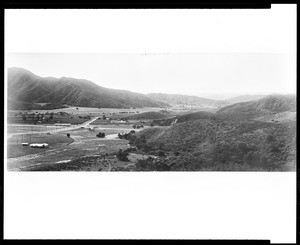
[7,117,99,137]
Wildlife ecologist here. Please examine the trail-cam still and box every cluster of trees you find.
[118,130,136,140]
[96,132,105,138]
[19,112,54,123]
[133,124,144,129]
[135,157,170,171]
[116,149,129,161]
[79,115,91,119]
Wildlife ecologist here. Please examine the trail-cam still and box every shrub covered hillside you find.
[216,95,296,121]
[150,111,215,126]
[129,118,296,171]
[125,110,173,120]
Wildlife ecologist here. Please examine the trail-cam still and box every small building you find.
[54,123,71,126]
[30,143,49,148]
[22,143,29,146]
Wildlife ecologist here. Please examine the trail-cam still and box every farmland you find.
[6,107,156,171]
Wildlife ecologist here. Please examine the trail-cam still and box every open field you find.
[7,133,74,158]
[8,106,165,116]
[6,121,141,171]
[7,107,170,126]
[7,124,66,134]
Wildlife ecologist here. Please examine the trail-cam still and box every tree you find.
[67,133,71,137]
[158,150,166,157]
[96,132,105,138]
[116,149,129,161]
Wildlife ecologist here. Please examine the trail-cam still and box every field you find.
[8,106,164,116]
[6,121,143,171]
[7,133,74,158]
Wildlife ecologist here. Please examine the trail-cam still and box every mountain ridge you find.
[146,92,228,108]
[7,67,169,109]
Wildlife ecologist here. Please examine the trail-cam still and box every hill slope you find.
[125,110,173,120]
[150,110,215,126]
[216,95,296,121]
[146,93,227,108]
[128,94,296,171]
[131,118,296,171]
[7,67,169,109]
[225,94,267,104]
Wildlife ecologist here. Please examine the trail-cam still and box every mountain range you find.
[7,67,295,112]
[7,67,168,110]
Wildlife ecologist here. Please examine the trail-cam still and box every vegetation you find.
[116,149,129,161]
[118,130,136,140]
[126,111,172,120]
[96,132,105,138]
[8,67,168,109]
[130,117,295,171]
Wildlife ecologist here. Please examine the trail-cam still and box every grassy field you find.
[7,133,74,158]
[7,113,91,125]
[7,124,66,134]
[6,123,137,170]
[8,106,164,115]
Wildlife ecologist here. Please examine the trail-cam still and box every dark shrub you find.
[116,149,129,161]
[158,150,166,157]
[96,132,105,138]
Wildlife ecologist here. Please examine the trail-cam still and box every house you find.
[30,143,49,148]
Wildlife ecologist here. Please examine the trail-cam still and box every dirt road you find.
[7,117,99,137]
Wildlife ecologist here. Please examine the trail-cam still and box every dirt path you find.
[7,117,99,137]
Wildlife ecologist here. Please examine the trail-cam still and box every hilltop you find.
[7,67,169,110]
[216,95,296,121]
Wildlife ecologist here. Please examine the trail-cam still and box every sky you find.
[6,52,296,98]
[5,6,297,98]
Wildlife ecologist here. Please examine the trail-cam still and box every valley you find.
[6,67,296,171]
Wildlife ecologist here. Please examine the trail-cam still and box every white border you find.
[4,5,297,243]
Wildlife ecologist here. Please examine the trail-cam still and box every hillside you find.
[216,95,296,121]
[225,94,267,104]
[125,110,173,120]
[7,67,169,110]
[130,118,296,171]
[150,110,215,126]
[146,93,227,108]
[127,94,296,171]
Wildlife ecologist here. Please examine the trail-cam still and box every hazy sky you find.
[5,6,296,98]
[7,53,296,97]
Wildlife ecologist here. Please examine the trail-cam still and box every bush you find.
[158,150,166,157]
[174,151,180,156]
[116,149,129,161]
[67,133,70,137]
[96,132,105,138]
